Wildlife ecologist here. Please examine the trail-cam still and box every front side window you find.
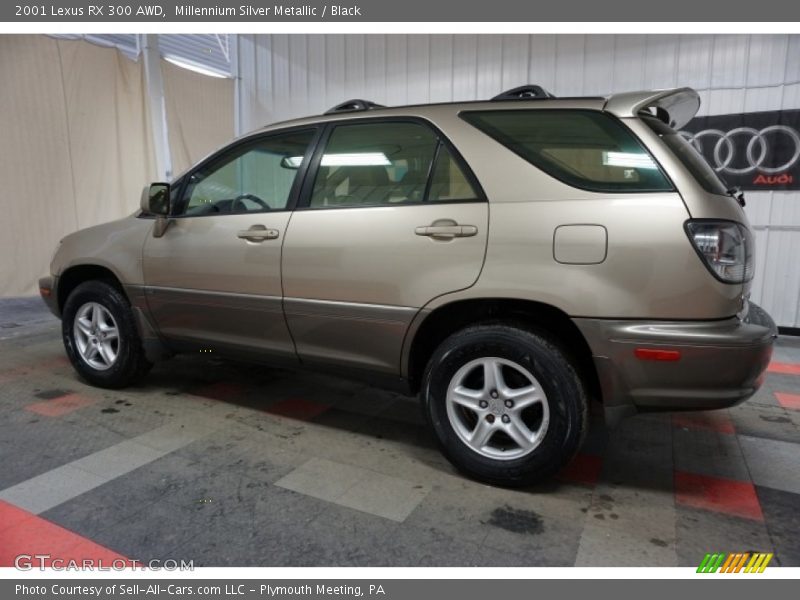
[309,121,479,208]
[462,109,673,193]
[180,129,315,216]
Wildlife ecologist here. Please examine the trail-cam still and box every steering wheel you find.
[232,194,270,212]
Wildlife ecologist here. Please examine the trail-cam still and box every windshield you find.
[642,115,730,196]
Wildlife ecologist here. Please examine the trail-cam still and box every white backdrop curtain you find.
[0,35,235,297]
[0,36,156,297]
[162,58,235,177]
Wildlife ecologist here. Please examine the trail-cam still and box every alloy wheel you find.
[73,302,120,371]
[445,357,550,460]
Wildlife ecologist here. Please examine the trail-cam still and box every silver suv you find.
[40,85,777,486]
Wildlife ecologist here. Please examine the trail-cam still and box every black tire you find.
[62,280,152,389]
[421,323,588,487]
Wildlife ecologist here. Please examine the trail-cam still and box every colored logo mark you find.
[697,552,773,573]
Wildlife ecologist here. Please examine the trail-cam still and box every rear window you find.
[641,115,730,196]
[461,109,673,193]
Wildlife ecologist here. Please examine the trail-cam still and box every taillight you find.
[685,220,754,284]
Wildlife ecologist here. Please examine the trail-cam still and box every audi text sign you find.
[680,109,800,191]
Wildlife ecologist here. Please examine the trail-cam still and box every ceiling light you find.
[163,55,228,78]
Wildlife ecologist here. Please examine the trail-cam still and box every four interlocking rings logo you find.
[679,126,800,175]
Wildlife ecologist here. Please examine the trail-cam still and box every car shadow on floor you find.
[114,353,643,496]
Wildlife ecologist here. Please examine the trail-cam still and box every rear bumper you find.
[573,302,778,421]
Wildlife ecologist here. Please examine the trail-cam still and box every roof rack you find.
[492,85,556,101]
[324,99,385,115]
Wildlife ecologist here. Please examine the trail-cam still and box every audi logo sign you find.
[680,109,800,190]
[680,127,800,175]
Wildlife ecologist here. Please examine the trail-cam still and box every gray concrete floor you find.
[1,296,799,567]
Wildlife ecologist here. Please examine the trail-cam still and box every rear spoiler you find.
[603,88,700,130]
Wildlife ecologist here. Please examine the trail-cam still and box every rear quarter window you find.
[461,109,673,193]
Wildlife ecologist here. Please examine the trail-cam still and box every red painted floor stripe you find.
[774,391,800,411]
[558,453,603,487]
[0,356,70,384]
[672,411,735,435]
[25,393,95,417]
[767,362,800,376]
[674,471,764,522]
[0,499,36,534]
[267,397,331,421]
[0,500,130,567]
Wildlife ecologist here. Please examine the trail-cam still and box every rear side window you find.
[428,145,480,202]
[462,109,673,193]
[309,121,479,208]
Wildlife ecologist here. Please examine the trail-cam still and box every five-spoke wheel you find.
[446,357,549,460]
[62,280,151,388]
[73,302,120,370]
[422,323,588,487]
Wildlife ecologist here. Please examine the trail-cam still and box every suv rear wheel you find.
[421,323,588,486]
[62,280,152,389]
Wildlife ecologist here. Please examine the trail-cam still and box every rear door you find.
[281,118,489,374]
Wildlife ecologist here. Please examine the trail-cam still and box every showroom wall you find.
[0,36,157,298]
[162,58,235,176]
[0,36,234,297]
[237,34,800,328]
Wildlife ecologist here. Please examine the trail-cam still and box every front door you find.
[281,119,489,374]
[142,128,317,358]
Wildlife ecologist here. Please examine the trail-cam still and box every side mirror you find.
[141,182,171,216]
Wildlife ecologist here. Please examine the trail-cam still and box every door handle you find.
[415,219,478,240]
[237,225,279,242]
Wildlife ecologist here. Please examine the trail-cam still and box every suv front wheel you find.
[422,323,588,487]
[62,280,152,389]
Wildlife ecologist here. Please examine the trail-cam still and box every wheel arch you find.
[404,298,601,403]
[57,264,126,313]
